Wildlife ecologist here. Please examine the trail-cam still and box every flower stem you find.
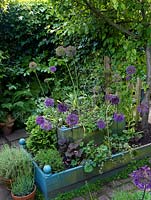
[34,71,45,96]
[66,63,78,109]
[106,104,112,153]
[141,185,146,200]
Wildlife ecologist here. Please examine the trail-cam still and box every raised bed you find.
[19,139,151,200]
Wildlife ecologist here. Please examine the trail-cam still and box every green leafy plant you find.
[11,172,34,196]
[26,115,57,153]
[82,141,110,173]
[0,145,33,180]
[34,148,64,173]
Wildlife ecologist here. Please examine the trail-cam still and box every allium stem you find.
[142,185,146,200]
[46,82,51,92]
[116,105,118,134]
[106,104,112,153]
[34,71,45,96]
[66,63,78,109]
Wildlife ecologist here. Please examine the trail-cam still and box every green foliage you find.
[35,189,45,200]
[34,148,64,173]
[26,115,57,153]
[82,141,110,172]
[0,145,33,179]
[112,191,151,200]
[11,173,34,196]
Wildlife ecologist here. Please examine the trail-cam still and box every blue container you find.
[19,139,151,200]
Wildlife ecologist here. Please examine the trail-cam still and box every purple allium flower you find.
[56,46,66,57]
[110,95,120,105]
[36,116,45,125]
[40,120,52,131]
[105,94,113,102]
[97,119,106,129]
[130,165,151,191]
[57,103,68,113]
[126,65,136,75]
[126,75,132,81]
[66,113,79,127]
[137,103,149,114]
[113,113,125,122]
[50,66,57,73]
[44,98,54,107]
[65,46,76,57]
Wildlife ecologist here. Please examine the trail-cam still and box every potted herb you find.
[11,170,36,200]
[0,145,33,190]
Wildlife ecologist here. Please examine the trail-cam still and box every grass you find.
[112,191,151,200]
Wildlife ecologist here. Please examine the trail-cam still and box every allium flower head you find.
[29,61,37,69]
[112,74,122,82]
[137,103,149,114]
[65,46,76,57]
[40,120,52,131]
[36,116,45,125]
[110,95,120,105]
[105,94,113,102]
[66,113,79,127]
[56,46,66,57]
[130,165,151,191]
[44,98,54,107]
[57,103,68,113]
[126,75,132,81]
[50,66,57,73]
[126,65,136,75]
[97,119,106,129]
[113,113,125,122]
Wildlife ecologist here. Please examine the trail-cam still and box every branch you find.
[82,0,138,39]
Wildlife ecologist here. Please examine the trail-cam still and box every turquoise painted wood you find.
[19,140,151,200]
[57,126,105,144]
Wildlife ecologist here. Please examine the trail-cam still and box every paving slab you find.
[0,136,7,147]
[4,129,27,142]
[107,180,123,188]
[98,195,110,200]
[0,184,12,200]
[116,182,135,191]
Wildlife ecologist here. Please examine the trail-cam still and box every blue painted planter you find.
[19,139,151,200]
[57,126,105,145]
[57,122,125,143]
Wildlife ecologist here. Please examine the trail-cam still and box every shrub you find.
[34,148,64,173]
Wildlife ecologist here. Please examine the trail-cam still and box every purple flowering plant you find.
[130,166,151,200]
[26,45,148,173]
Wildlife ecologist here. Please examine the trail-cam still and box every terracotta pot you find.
[11,185,36,200]
[0,177,12,190]
[2,126,13,136]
